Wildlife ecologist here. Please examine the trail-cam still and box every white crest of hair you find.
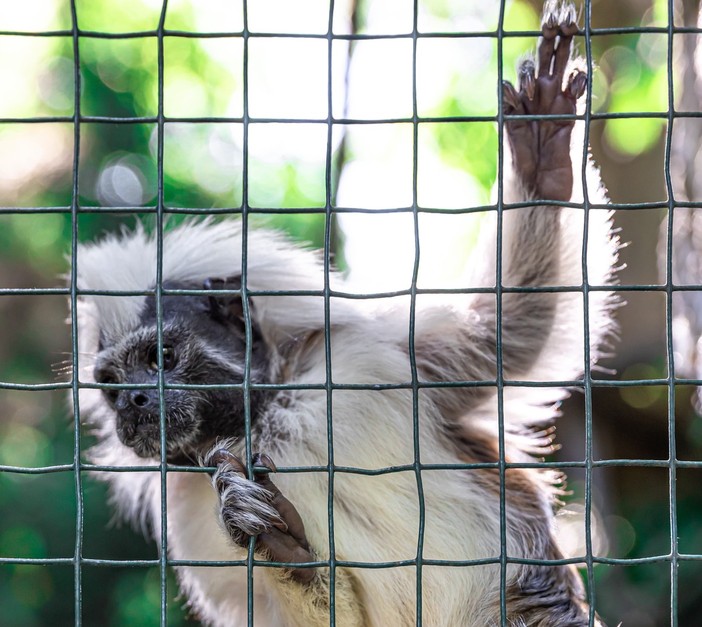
[76,217,346,345]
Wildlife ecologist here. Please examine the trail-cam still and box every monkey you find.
[72,2,617,626]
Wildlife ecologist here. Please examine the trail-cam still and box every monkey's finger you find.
[558,3,579,38]
[551,3,578,78]
[208,448,246,474]
[257,529,316,584]
[537,37,555,77]
[541,0,560,32]
[252,452,278,474]
[552,32,575,79]
[538,7,558,76]
[255,474,309,546]
[243,452,295,534]
[517,59,536,101]
[274,492,307,545]
[502,81,521,114]
[567,70,587,100]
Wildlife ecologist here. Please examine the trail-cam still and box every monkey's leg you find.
[207,449,316,584]
[502,1,586,201]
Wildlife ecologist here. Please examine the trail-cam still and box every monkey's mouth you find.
[117,413,200,461]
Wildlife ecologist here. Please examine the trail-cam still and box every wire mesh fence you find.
[0,0,701,625]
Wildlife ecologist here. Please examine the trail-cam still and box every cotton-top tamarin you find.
[73,2,616,625]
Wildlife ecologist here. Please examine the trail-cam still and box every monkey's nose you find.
[130,390,154,409]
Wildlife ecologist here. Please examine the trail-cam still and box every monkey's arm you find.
[414,5,616,419]
[206,449,365,627]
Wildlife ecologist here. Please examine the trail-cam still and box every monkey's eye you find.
[148,345,176,372]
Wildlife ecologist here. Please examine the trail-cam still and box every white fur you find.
[76,219,341,346]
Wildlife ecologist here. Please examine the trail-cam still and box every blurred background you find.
[1,0,701,625]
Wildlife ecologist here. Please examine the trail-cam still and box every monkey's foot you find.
[502,1,587,201]
[206,448,316,584]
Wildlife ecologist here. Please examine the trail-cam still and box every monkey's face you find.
[92,281,268,462]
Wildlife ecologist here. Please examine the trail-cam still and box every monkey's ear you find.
[203,276,249,325]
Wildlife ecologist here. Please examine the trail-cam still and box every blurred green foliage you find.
[0,0,698,625]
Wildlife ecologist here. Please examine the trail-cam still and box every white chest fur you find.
[164,472,280,627]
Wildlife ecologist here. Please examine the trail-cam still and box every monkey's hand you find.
[205,449,316,584]
[503,1,586,201]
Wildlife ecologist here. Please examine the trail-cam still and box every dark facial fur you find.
[93,279,269,462]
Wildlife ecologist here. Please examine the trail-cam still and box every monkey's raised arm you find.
[413,4,617,422]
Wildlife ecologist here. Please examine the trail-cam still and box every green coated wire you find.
[153,3,170,625]
[581,1,597,622]
[409,1,427,623]
[239,2,259,624]
[69,0,84,623]
[323,1,338,622]
[663,0,680,624]
[495,0,508,623]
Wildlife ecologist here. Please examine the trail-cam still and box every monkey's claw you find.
[518,58,536,101]
[502,1,584,201]
[206,448,316,584]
